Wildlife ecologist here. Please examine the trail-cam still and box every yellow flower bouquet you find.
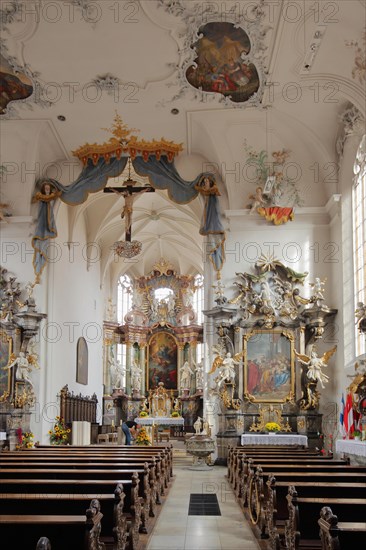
[48,416,71,445]
[139,411,149,417]
[135,426,151,446]
[171,411,180,418]
[16,430,34,450]
[265,422,281,433]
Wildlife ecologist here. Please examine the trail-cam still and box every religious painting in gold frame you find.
[243,329,295,403]
[0,329,13,402]
[147,331,178,390]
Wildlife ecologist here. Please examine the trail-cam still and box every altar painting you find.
[244,330,295,403]
[148,331,177,390]
[185,22,259,103]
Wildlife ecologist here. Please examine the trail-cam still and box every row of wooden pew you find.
[227,445,366,550]
[0,443,173,549]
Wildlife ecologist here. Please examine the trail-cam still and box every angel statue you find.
[295,345,337,389]
[208,344,243,391]
[3,351,37,388]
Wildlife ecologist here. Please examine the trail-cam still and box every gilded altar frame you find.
[243,329,295,403]
[0,329,13,402]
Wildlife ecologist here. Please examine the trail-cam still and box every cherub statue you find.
[248,186,267,214]
[208,344,243,391]
[309,277,327,302]
[295,345,337,389]
[355,302,366,325]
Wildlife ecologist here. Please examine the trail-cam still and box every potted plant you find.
[265,422,281,433]
[353,430,361,441]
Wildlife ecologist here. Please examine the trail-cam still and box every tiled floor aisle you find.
[146,445,261,550]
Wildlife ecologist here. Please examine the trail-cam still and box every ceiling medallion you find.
[113,240,142,258]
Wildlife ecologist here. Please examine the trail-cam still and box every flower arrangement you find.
[135,426,151,446]
[15,428,34,450]
[171,411,180,417]
[48,416,71,445]
[265,422,281,433]
[139,411,149,417]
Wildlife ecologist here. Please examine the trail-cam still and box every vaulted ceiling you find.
[1,0,365,281]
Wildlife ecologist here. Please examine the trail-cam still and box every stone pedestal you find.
[186,434,215,470]
[215,411,245,465]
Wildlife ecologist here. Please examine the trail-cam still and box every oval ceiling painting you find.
[0,54,33,115]
[186,22,260,103]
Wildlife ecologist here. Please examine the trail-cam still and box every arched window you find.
[117,274,133,380]
[193,274,204,325]
[117,274,133,325]
[353,135,366,358]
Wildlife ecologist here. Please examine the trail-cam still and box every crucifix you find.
[104,159,155,241]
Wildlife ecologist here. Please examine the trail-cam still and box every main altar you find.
[102,259,203,434]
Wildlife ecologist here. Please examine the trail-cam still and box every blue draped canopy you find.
[32,155,225,280]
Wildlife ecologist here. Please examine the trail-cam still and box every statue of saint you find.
[130,359,142,392]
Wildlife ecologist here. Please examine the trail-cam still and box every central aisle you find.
[145,443,261,550]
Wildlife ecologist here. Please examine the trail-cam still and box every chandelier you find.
[112,240,142,258]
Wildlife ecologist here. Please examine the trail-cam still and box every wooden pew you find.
[0,466,153,534]
[0,498,105,550]
[227,446,323,487]
[241,462,366,538]
[2,447,172,490]
[264,475,366,549]
[0,477,141,549]
[285,486,366,550]
[233,456,344,497]
[318,506,366,550]
[0,456,162,511]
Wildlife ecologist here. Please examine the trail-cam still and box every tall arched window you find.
[193,274,204,325]
[117,274,133,378]
[353,135,366,358]
[117,274,133,325]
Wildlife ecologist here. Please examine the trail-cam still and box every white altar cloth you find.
[241,433,308,446]
[336,439,366,457]
[134,417,184,426]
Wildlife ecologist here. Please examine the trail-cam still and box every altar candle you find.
[252,416,255,424]
[111,419,114,427]
[120,420,122,426]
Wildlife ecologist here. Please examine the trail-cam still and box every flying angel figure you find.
[295,345,337,389]
[208,344,244,391]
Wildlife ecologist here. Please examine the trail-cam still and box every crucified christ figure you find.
[104,185,154,240]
